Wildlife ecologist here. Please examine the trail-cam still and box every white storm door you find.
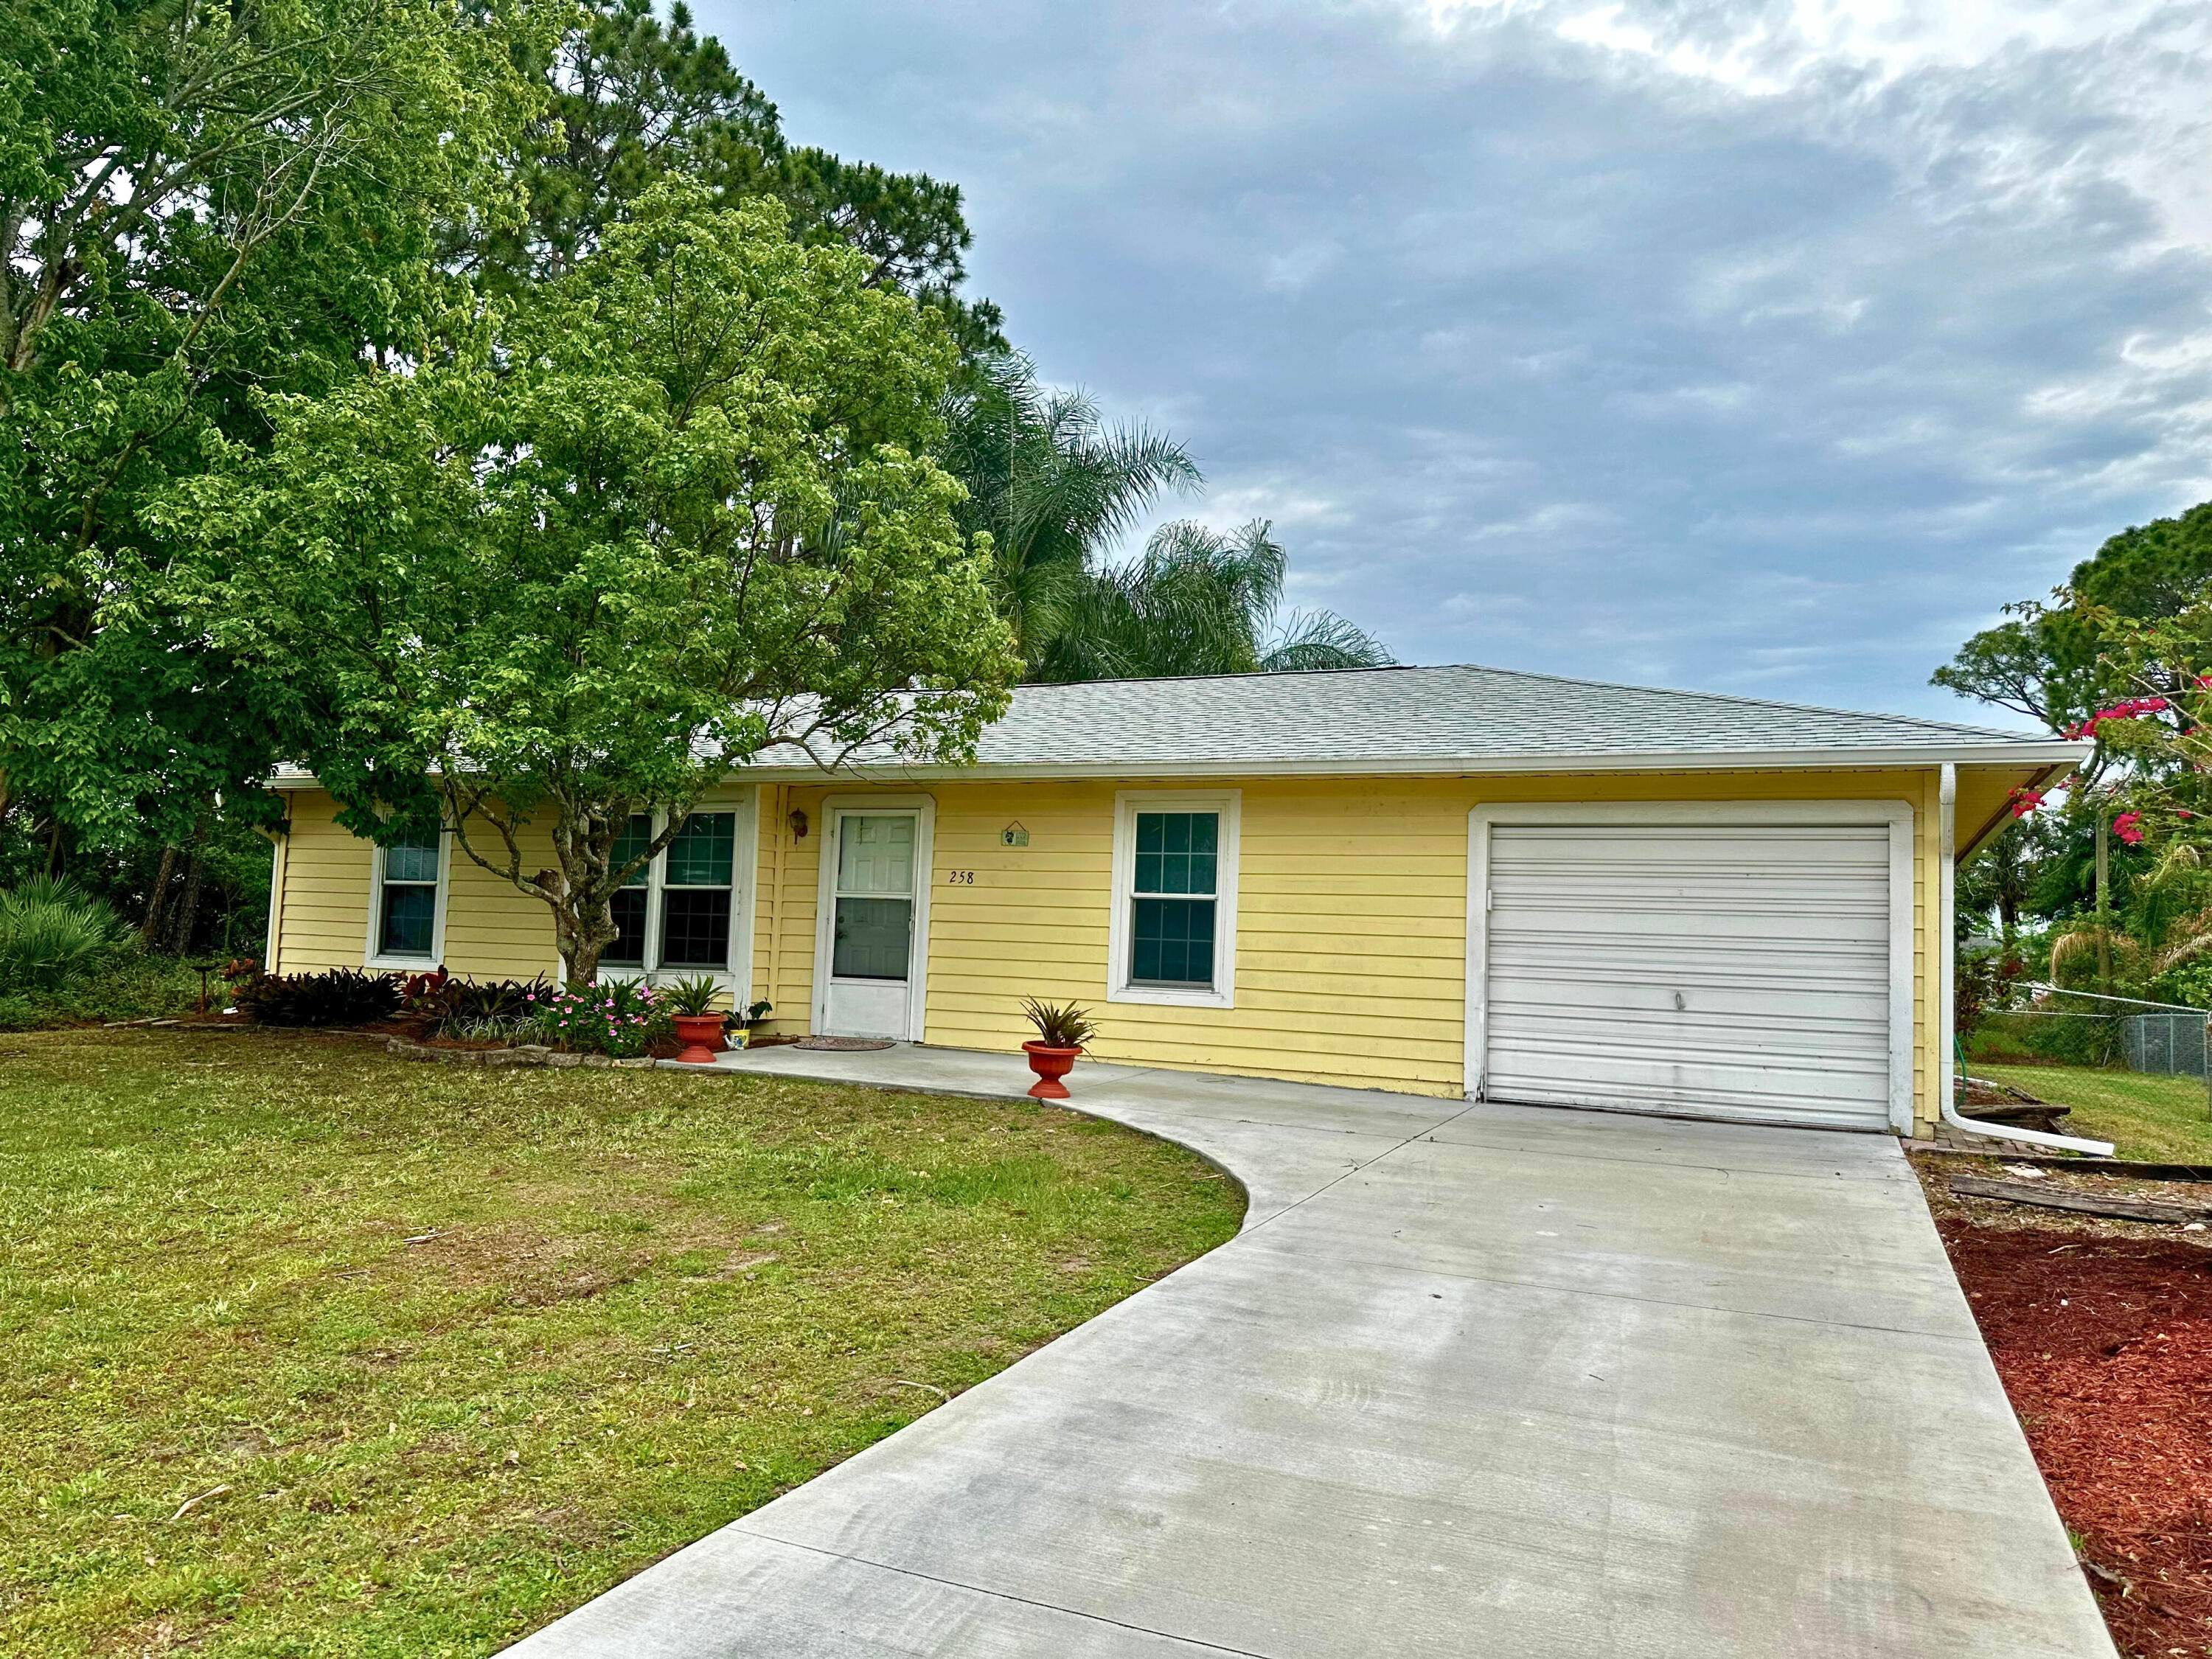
[821,812,920,1038]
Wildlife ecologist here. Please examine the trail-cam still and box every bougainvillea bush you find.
[524,980,672,1057]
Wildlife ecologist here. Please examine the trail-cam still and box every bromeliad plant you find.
[1019,998,1098,1050]
[661,976,723,1017]
[524,978,672,1057]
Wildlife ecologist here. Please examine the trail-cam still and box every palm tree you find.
[1032,519,1395,684]
[939,354,1199,666]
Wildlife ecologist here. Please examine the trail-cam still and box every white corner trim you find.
[1107,788,1241,1010]
[1462,799,1917,1132]
[363,828,451,972]
[812,793,936,1041]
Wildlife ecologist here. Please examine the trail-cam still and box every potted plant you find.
[726,998,773,1049]
[664,977,725,1065]
[1018,998,1098,1099]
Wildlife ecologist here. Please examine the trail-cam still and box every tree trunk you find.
[164,805,212,956]
[141,844,181,945]
[2095,815,2112,994]
[44,815,66,877]
[170,845,207,956]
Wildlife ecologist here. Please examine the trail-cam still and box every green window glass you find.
[665,813,734,887]
[661,812,736,967]
[378,835,439,958]
[602,814,653,966]
[1130,812,1217,988]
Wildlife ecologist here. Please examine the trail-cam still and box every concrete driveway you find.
[506,1046,2114,1658]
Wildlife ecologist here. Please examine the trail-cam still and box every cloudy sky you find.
[717,0,2212,723]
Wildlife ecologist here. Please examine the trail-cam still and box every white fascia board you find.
[728,740,2093,784]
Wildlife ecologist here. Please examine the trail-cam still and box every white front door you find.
[821,811,920,1038]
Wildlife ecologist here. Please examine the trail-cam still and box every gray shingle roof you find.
[268,664,2085,790]
[760,663,2083,779]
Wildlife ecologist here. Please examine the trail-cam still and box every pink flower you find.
[2114,812,2145,845]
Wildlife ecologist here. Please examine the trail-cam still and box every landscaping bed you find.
[1,1029,1245,1658]
[1919,1153,2212,1658]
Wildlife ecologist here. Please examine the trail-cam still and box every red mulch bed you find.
[1943,1222,2212,1658]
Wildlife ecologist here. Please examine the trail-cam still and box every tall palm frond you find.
[1032,518,1394,684]
[941,353,1200,660]
[1261,608,1397,673]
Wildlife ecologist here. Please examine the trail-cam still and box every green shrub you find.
[0,876,120,989]
[0,948,204,1029]
[235,968,403,1027]
[404,974,552,1038]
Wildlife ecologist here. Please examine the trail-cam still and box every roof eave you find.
[732,739,2093,784]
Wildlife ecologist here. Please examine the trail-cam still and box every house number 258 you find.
[947,870,975,884]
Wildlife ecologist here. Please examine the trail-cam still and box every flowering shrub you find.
[2064,696,2172,740]
[524,978,672,1057]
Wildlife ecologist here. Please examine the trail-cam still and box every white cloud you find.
[718,0,2212,719]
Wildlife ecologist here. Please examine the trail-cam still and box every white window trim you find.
[364,828,451,971]
[587,789,759,992]
[1108,788,1240,1009]
[812,794,936,1041]
[1463,799,1916,1133]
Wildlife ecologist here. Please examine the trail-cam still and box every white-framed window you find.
[594,799,754,984]
[1107,790,1239,1008]
[365,830,448,969]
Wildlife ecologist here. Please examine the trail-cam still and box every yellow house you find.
[263,664,2084,1140]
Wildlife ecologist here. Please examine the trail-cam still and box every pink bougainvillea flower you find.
[2113,812,2145,844]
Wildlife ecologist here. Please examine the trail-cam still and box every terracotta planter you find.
[672,1014,723,1065]
[1021,1040,1082,1099]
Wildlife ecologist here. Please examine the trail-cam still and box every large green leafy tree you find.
[1933,500,2212,748]
[472,0,1004,350]
[1034,519,1395,684]
[0,0,549,861]
[173,185,1018,983]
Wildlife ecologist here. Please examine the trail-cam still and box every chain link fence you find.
[1976,983,2210,1079]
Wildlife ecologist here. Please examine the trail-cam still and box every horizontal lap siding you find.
[271,790,557,980]
[734,769,1947,1109]
[917,779,1471,1096]
[268,795,371,971]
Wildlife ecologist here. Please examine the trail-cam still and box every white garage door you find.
[1473,812,1906,1131]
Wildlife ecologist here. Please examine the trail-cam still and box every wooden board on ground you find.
[1948,1176,2211,1225]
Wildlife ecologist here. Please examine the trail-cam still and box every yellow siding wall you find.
[748,768,1958,1122]
[268,790,558,979]
[274,762,2053,1136]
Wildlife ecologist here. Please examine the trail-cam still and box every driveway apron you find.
[504,1046,2115,1659]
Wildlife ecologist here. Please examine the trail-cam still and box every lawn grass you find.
[1975,1062,2212,1163]
[0,1029,1245,1657]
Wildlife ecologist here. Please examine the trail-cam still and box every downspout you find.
[1937,762,2116,1156]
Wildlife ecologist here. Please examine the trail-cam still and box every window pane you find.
[1131,897,1215,987]
[660,888,731,966]
[602,887,648,965]
[837,815,915,896]
[383,838,439,885]
[1133,813,1216,897]
[666,813,735,887]
[380,884,436,957]
[833,896,911,980]
[611,814,653,887]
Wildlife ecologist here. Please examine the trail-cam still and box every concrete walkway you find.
[507,1045,2114,1658]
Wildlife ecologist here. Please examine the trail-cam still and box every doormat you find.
[793,1037,897,1052]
